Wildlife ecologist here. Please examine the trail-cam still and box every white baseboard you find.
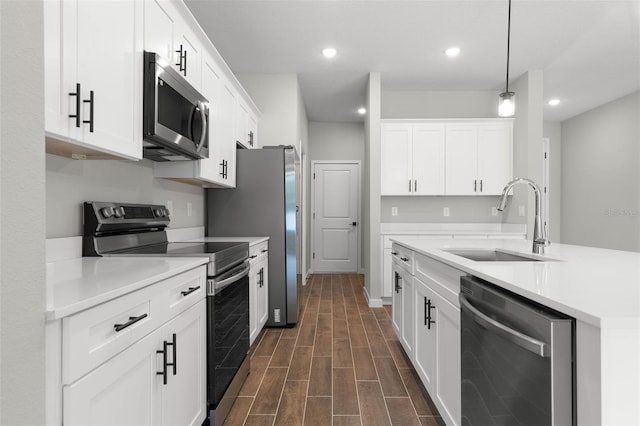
[363,286,383,308]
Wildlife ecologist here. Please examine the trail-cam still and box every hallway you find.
[224,273,444,426]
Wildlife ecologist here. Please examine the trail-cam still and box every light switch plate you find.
[443,207,450,217]
[391,207,398,216]
[187,202,193,217]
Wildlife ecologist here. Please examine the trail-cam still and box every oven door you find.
[207,262,250,409]
[143,51,209,161]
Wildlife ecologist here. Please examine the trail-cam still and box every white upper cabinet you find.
[236,98,258,149]
[382,119,512,196]
[44,0,143,160]
[143,0,175,61]
[381,123,446,195]
[172,15,202,90]
[445,121,513,195]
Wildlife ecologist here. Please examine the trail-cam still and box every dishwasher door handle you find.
[460,294,549,357]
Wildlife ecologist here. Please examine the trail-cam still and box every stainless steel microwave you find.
[143,51,209,161]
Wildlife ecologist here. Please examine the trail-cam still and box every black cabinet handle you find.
[409,180,412,192]
[414,180,417,192]
[82,90,94,133]
[261,249,268,253]
[175,44,186,75]
[114,313,148,332]
[168,333,177,376]
[69,83,81,127]
[480,179,483,192]
[426,299,436,330]
[394,272,402,293]
[249,131,254,146]
[391,251,398,256]
[424,296,428,326]
[249,255,258,259]
[474,179,477,192]
[180,286,200,296]
[400,257,409,262]
[157,341,168,385]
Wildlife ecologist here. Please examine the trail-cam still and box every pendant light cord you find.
[505,0,512,93]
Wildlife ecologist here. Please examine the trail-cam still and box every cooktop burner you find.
[82,201,249,276]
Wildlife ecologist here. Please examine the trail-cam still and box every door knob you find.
[351,222,357,226]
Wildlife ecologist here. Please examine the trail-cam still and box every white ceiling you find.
[185,0,640,123]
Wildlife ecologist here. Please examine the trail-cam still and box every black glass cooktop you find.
[115,241,247,257]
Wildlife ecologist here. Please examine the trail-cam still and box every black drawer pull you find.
[180,286,200,296]
[114,313,147,332]
[391,251,398,256]
[249,255,258,259]
[261,249,268,253]
[400,257,409,262]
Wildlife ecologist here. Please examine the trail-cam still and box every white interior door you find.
[312,162,360,272]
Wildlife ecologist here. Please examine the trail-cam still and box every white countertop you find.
[46,257,208,320]
[392,238,640,329]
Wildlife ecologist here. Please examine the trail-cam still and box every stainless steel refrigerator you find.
[206,146,298,327]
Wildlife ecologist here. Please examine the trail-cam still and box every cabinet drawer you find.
[391,243,414,274]
[62,284,160,384]
[414,254,463,307]
[249,240,269,261]
[161,266,206,319]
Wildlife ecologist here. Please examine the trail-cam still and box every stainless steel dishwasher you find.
[459,276,575,426]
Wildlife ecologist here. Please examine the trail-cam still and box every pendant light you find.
[498,0,515,117]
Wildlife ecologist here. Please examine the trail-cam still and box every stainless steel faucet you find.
[496,178,550,254]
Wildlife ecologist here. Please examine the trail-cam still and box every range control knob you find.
[163,208,170,217]
[154,208,163,217]
[100,207,115,219]
[113,207,124,218]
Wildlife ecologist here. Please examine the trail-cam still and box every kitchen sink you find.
[444,249,549,262]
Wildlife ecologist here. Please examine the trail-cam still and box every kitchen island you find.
[391,237,640,426]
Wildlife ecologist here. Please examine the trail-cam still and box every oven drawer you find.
[62,266,206,384]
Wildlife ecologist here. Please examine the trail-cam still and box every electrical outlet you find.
[391,207,398,216]
[518,205,526,217]
[443,207,450,217]
[187,202,193,217]
[273,309,281,323]
[492,207,498,216]
[166,200,173,215]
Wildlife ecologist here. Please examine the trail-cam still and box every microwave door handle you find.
[195,101,207,153]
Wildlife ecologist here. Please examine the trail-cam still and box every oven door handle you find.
[211,261,250,295]
[459,294,549,357]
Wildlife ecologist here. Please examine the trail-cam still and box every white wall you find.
[308,122,365,162]
[0,1,46,423]
[561,91,640,251]
[543,121,562,243]
[365,73,382,302]
[500,71,544,240]
[46,155,205,237]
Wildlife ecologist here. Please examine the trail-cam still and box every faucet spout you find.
[496,178,550,254]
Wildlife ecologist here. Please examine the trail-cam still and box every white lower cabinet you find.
[414,277,460,426]
[391,258,414,360]
[64,299,206,426]
[391,243,461,426]
[249,240,269,346]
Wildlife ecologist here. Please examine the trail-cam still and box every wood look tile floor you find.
[224,274,445,426]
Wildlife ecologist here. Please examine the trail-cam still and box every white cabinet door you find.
[63,328,161,426]
[413,278,436,393]
[477,123,512,195]
[199,57,225,184]
[159,300,207,426]
[248,111,259,148]
[46,0,142,160]
[143,0,174,61]
[172,19,202,90]
[412,124,446,195]
[381,124,412,195]
[235,99,250,148]
[445,125,478,195]
[219,80,238,187]
[256,256,269,331]
[432,289,461,426]
[248,257,259,345]
[400,272,415,360]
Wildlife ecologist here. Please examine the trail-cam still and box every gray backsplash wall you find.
[46,154,205,238]
[381,196,502,223]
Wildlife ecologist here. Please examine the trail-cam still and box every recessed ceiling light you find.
[444,47,461,57]
[548,99,561,106]
[357,107,366,115]
[322,47,337,59]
